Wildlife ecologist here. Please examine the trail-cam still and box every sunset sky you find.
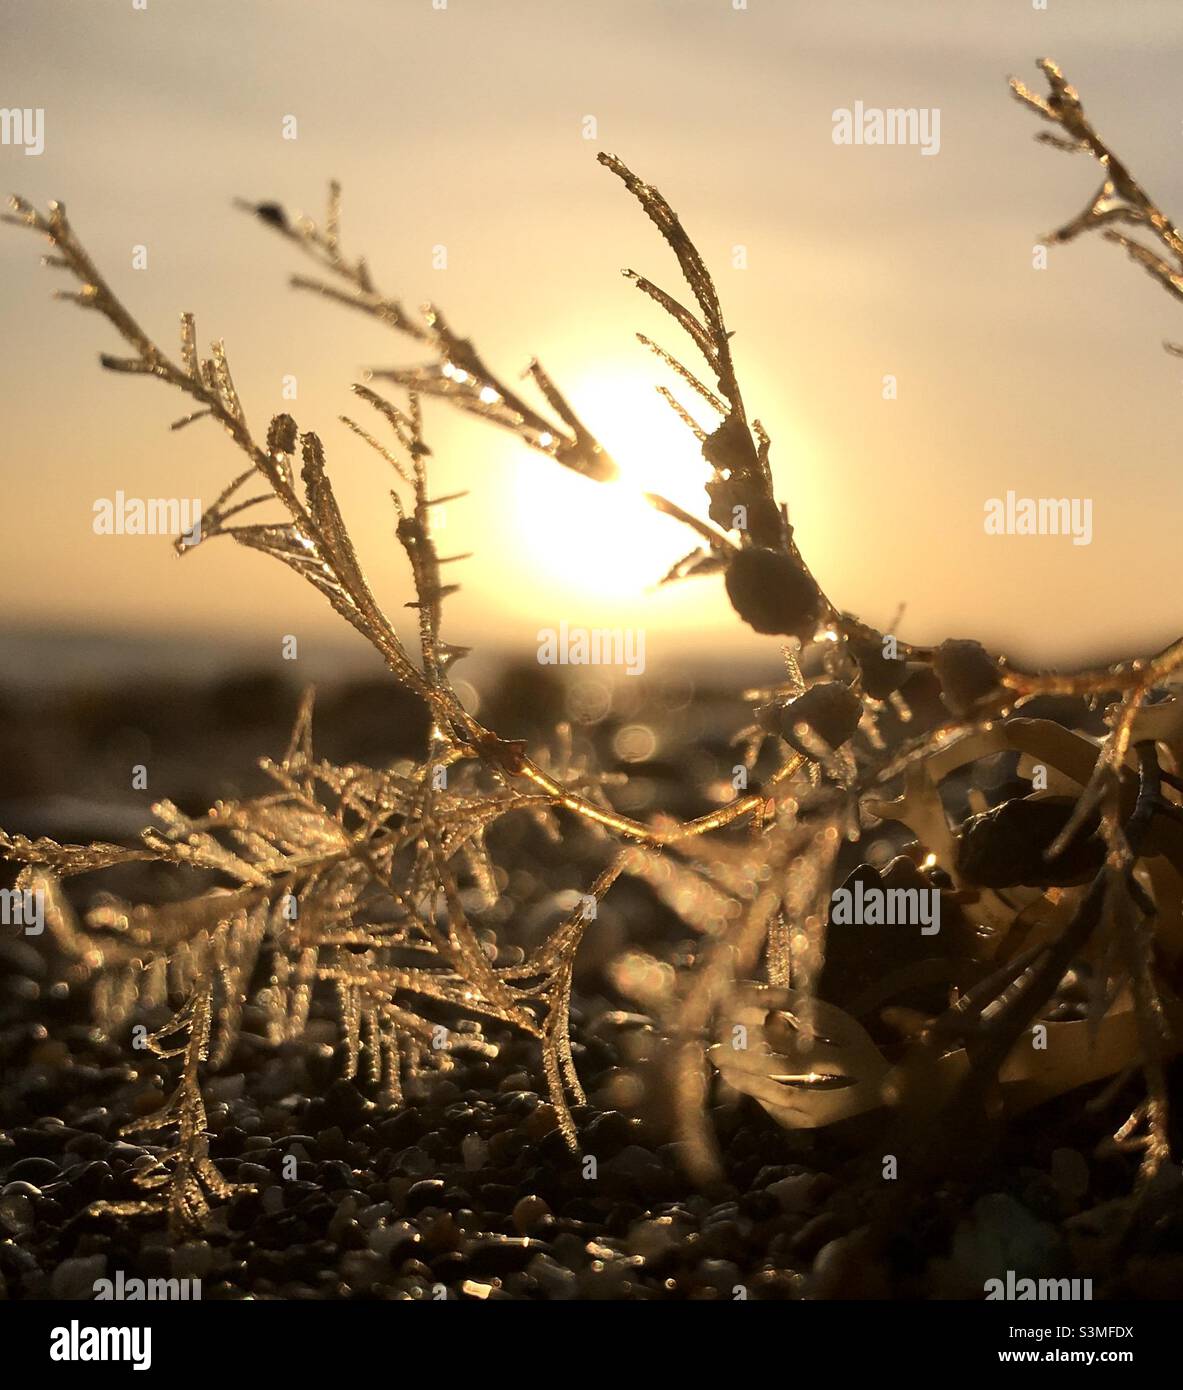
[3,0,1182,680]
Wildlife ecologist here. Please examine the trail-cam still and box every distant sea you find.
[0,626,389,691]
[0,625,790,693]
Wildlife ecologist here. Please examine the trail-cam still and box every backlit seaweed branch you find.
[4,57,1183,1229]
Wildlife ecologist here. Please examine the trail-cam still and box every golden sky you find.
[3,0,1182,678]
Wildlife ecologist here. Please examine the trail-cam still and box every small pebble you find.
[0,1194,34,1237]
[512,1194,552,1236]
[171,1241,214,1280]
[51,1254,107,1301]
[460,1135,487,1172]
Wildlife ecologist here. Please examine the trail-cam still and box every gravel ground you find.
[2,669,1182,1300]
[3,943,1182,1302]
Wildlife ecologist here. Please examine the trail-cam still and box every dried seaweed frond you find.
[7,55,1183,1231]
[237,185,617,483]
[88,982,254,1236]
[597,153,785,552]
[1009,58,1183,312]
[4,694,640,1225]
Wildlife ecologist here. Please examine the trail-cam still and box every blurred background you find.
[1,0,1182,836]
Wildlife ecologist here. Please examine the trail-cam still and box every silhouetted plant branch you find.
[4,56,1183,1227]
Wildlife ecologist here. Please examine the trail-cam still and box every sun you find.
[507,368,714,601]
